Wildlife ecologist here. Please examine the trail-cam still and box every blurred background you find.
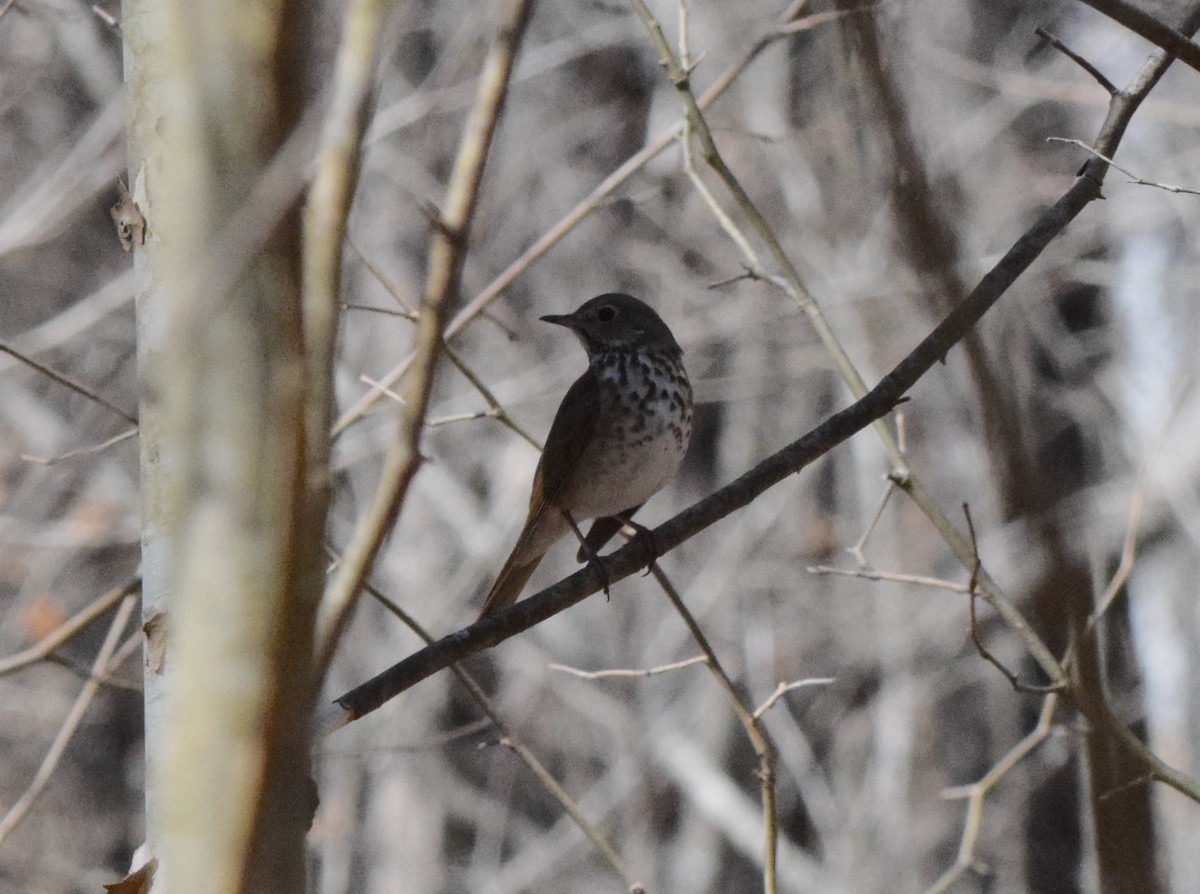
[2,0,1199,891]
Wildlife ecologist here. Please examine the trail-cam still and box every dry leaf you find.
[103,856,157,893]
[21,596,67,641]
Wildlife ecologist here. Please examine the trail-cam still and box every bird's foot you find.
[577,542,612,599]
[565,509,613,599]
[617,517,662,575]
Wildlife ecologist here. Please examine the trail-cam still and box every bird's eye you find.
[596,305,617,322]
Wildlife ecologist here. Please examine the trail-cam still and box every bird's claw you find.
[575,534,612,599]
[621,519,663,573]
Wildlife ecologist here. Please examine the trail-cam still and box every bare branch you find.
[1036,26,1118,94]
[807,565,970,594]
[0,589,138,844]
[314,0,536,677]
[1075,0,1200,74]
[1049,136,1200,195]
[301,0,395,688]
[752,678,836,720]
[356,573,643,891]
[1088,462,1149,629]
[348,240,542,447]
[926,696,1061,894]
[649,562,780,894]
[0,343,137,425]
[962,504,1064,695]
[846,484,895,566]
[632,0,1066,687]
[0,577,141,677]
[21,427,138,465]
[332,0,844,434]
[549,655,708,679]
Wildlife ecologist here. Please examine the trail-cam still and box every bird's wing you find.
[528,369,600,514]
[479,370,601,618]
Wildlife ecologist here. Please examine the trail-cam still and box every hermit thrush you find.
[478,293,693,618]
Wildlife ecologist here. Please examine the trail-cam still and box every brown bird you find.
[478,294,693,618]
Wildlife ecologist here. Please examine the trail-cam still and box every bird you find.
[478,293,693,618]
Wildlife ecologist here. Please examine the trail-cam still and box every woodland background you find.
[1,0,1199,892]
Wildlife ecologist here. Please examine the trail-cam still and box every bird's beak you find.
[540,312,578,329]
[541,310,591,353]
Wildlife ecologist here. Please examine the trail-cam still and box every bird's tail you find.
[478,552,542,619]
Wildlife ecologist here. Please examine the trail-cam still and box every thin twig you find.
[439,340,542,447]
[846,485,894,566]
[676,4,757,266]
[21,427,138,465]
[963,504,1063,694]
[43,630,143,693]
[91,5,120,29]
[631,0,1066,688]
[346,236,419,317]
[649,563,779,894]
[355,572,643,892]
[924,695,1060,894]
[427,409,496,427]
[357,374,406,405]
[1088,462,1148,629]
[331,0,841,434]
[342,302,418,320]
[1036,26,1118,94]
[550,655,707,679]
[0,343,137,425]
[752,678,835,720]
[1097,772,1154,801]
[349,238,542,447]
[1048,136,1200,195]
[806,565,970,593]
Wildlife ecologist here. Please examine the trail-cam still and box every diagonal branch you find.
[629,0,1067,683]
[314,0,535,678]
[0,342,138,425]
[332,11,1200,815]
[0,577,141,676]
[330,139,1113,720]
[300,0,396,679]
[1076,0,1200,73]
[651,562,781,894]
[357,574,643,891]
[0,589,138,844]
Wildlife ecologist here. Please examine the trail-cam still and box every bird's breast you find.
[561,351,693,519]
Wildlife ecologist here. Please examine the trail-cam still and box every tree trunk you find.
[123,3,320,892]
